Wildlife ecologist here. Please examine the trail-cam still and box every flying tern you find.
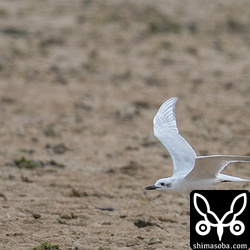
[145,97,250,193]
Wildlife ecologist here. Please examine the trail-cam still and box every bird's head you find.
[145,177,175,191]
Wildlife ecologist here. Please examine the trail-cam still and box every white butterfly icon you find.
[193,193,247,241]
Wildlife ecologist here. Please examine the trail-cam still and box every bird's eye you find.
[160,182,165,186]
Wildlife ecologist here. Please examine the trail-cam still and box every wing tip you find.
[169,96,178,103]
[153,96,180,132]
[161,96,179,109]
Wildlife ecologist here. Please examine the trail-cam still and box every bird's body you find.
[145,97,250,193]
[153,176,219,193]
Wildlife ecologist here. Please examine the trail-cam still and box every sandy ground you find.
[0,0,250,249]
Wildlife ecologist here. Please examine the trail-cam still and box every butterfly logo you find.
[193,193,247,241]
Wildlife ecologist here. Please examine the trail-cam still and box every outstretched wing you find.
[153,97,197,177]
[186,155,250,179]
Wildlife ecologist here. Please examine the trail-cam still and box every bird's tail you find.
[218,174,250,182]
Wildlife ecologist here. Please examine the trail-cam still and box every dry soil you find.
[0,1,250,249]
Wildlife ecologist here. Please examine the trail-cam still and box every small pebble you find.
[33,213,41,219]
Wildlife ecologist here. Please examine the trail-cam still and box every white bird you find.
[145,97,250,193]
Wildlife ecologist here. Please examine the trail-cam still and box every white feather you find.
[153,97,197,177]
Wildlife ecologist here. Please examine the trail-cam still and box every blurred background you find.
[0,0,249,249]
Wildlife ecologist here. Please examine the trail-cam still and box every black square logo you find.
[190,190,249,250]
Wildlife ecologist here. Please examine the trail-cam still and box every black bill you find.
[145,184,157,190]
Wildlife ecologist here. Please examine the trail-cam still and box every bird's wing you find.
[185,155,250,180]
[153,97,197,177]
